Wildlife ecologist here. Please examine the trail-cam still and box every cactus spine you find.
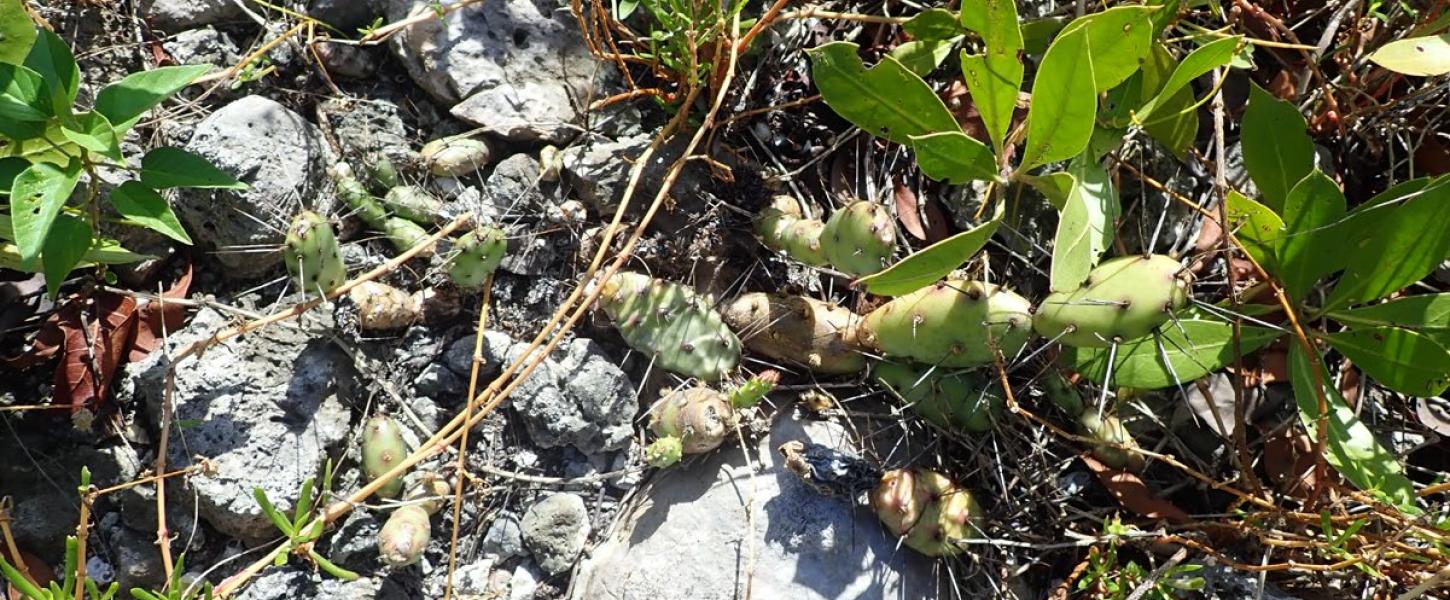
[333,162,432,256]
[858,281,1034,368]
[820,200,896,276]
[598,272,741,381]
[381,186,443,224]
[874,362,1002,433]
[421,138,491,177]
[362,415,408,499]
[1033,255,1191,347]
[757,195,828,267]
[870,468,983,557]
[446,226,507,288]
[283,211,346,296]
[720,293,865,375]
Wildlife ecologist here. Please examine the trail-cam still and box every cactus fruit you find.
[381,186,443,224]
[720,293,865,375]
[651,387,736,455]
[858,281,1034,368]
[1041,368,1085,417]
[446,226,507,288]
[1078,411,1145,471]
[349,281,422,331]
[1033,255,1191,347]
[597,272,741,381]
[283,211,346,296]
[727,370,780,409]
[421,138,491,177]
[644,436,684,468]
[874,362,1002,433]
[756,195,829,267]
[362,415,408,499]
[820,200,896,276]
[333,162,433,256]
[870,468,983,557]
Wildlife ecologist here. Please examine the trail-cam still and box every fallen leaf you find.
[5,549,54,600]
[894,180,927,240]
[1263,426,1321,498]
[129,262,193,362]
[55,294,138,411]
[1082,454,1191,523]
[921,198,950,243]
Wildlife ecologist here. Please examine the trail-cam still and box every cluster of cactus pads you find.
[871,467,983,557]
[598,272,741,381]
[644,371,778,468]
[756,196,896,275]
[333,162,432,256]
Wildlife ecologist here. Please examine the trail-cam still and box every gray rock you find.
[320,97,413,165]
[0,441,141,557]
[521,493,589,575]
[237,568,407,600]
[387,0,600,142]
[451,559,497,596]
[305,0,388,31]
[486,153,549,214]
[141,0,241,30]
[443,330,516,379]
[163,27,239,68]
[106,525,166,592]
[512,337,635,454]
[315,41,382,80]
[117,485,207,555]
[561,133,650,213]
[498,230,569,276]
[129,306,354,542]
[414,363,465,398]
[510,562,542,600]
[176,96,333,279]
[328,510,383,572]
[573,415,944,600]
[482,514,525,560]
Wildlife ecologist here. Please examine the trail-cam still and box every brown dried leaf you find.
[894,180,927,241]
[1082,454,1191,523]
[55,294,137,411]
[129,262,193,362]
[5,549,55,600]
[1263,426,1320,498]
[920,198,950,243]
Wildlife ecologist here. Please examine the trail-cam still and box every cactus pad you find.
[1079,411,1145,471]
[821,200,896,276]
[446,226,507,289]
[349,281,422,331]
[333,162,434,257]
[756,195,829,267]
[874,361,1002,432]
[870,468,983,557]
[858,281,1034,368]
[650,387,735,455]
[644,436,684,468]
[727,370,780,409]
[598,272,741,381]
[720,293,865,374]
[421,138,491,177]
[362,415,408,499]
[382,186,443,224]
[377,505,430,567]
[283,211,346,296]
[1033,254,1191,347]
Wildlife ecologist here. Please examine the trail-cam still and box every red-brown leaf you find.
[5,549,55,600]
[894,180,927,241]
[129,262,193,362]
[54,294,137,411]
[1082,454,1191,523]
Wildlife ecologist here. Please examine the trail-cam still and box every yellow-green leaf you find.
[1241,83,1313,212]
[1049,155,1118,292]
[1276,170,1344,300]
[1058,6,1155,93]
[911,131,998,183]
[1070,319,1280,389]
[110,180,193,245]
[1369,34,1450,77]
[1326,327,1450,397]
[959,0,1022,153]
[1022,25,1095,170]
[0,0,37,65]
[1325,176,1450,310]
[857,203,1003,296]
[807,42,958,146]
[9,158,81,262]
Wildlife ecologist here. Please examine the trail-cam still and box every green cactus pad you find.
[377,504,431,567]
[334,162,434,257]
[821,200,896,276]
[1041,368,1085,417]
[447,226,507,288]
[599,272,741,381]
[874,361,1002,433]
[720,293,865,375]
[1079,411,1145,471]
[421,138,491,177]
[858,281,1034,368]
[362,415,408,499]
[283,211,346,297]
[727,370,779,409]
[1034,255,1191,347]
[871,468,982,557]
[382,186,443,224]
[644,436,684,468]
[756,195,829,267]
[650,387,735,454]
[368,155,400,190]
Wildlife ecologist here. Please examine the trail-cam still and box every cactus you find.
[381,186,443,224]
[1078,411,1145,471]
[421,138,491,177]
[368,155,401,190]
[349,281,422,331]
[870,468,983,557]
[874,362,1002,433]
[1041,368,1085,417]
[283,211,346,296]
[362,415,408,499]
[539,145,562,182]
[720,293,865,375]
[820,200,896,276]
[644,436,684,468]
[598,272,741,381]
[858,281,1034,368]
[651,387,736,455]
[727,370,780,409]
[756,195,829,267]
[1033,254,1191,347]
[334,162,433,256]
[446,226,507,289]
[378,505,430,568]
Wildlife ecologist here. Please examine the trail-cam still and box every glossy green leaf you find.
[1049,155,1118,292]
[1369,34,1450,77]
[1325,176,1450,310]
[1020,17,1067,55]
[0,236,149,272]
[24,28,77,113]
[1022,25,1095,170]
[1057,6,1155,93]
[0,62,51,140]
[911,131,998,183]
[904,8,965,41]
[959,0,985,32]
[891,39,957,76]
[0,0,36,65]
[1136,36,1240,122]
[1241,83,1314,212]
[959,0,1022,153]
[0,156,27,193]
[1326,327,1450,397]
[41,213,91,298]
[1223,190,1282,270]
[110,181,193,245]
[253,487,296,537]
[9,159,81,262]
[1330,293,1450,332]
[1143,82,1197,159]
[1288,344,1420,515]
[1276,170,1344,300]
[807,42,958,145]
[61,110,122,161]
[1069,319,1279,389]
[140,146,246,189]
[1024,171,1074,210]
[857,203,1003,296]
[94,64,210,133]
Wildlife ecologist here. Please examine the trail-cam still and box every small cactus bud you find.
[368,155,401,190]
[446,226,507,288]
[349,281,422,331]
[421,138,491,177]
[539,145,562,182]
[820,200,896,276]
[728,370,780,409]
[283,211,346,296]
[382,186,443,224]
[1079,412,1145,471]
[756,195,829,267]
[362,415,408,499]
[650,387,735,455]
[871,468,983,557]
[644,436,684,468]
[378,505,431,567]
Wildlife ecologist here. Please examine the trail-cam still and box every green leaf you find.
[0,237,150,272]
[903,8,965,41]
[910,131,998,183]
[1276,170,1344,300]
[1023,171,1074,210]
[959,0,1022,153]
[806,42,958,146]
[110,181,193,244]
[0,62,52,140]
[1288,344,1420,515]
[1057,6,1155,93]
[1022,25,1095,170]
[1241,83,1314,212]
[890,39,957,77]
[1069,319,1280,389]
[959,0,985,33]
[0,156,27,193]
[1326,327,1450,397]
[1330,293,1450,333]
[1136,36,1240,122]
[1223,190,1282,270]
[1325,176,1450,310]
[140,146,246,189]
[253,487,297,537]
[293,477,315,532]
[41,213,91,298]
[1020,17,1067,55]
[0,0,36,65]
[1049,155,1118,292]
[1143,82,1198,159]
[1369,34,1450,77]
[61,110,122,161]
[9,159,81,262]
[24,28,78,114]
[856,203,1003,296]
[0,554,46,600]
[94,64,210,133]
[308,550,360,581]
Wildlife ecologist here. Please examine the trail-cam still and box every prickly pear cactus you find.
[362,415,408,499]
[598,272,741,381]
[720,293,865,375]
[1033,254,1191,347]
[756,195,828,267]
[644,436,684,468]
[349,281,422,331]
[650,387,735,455]
[368,155,400,190]
[870,468,983,557]
[283,211,346,296]
[820,200,895,276]
[421,138,491,177]
[378,504,430,567]
[446,226,507,289]
[874,361,1002,433]
[727,370,780,409]
[1041,367,1085,417]
[1079,411,1145,471]
[858,281,1034,368]
[333,162,433,257]
[382,186,443,224]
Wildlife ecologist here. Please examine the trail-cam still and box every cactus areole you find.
[598,272,741,381]
[1033,254,1191,347]
[859,281,1034,367]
